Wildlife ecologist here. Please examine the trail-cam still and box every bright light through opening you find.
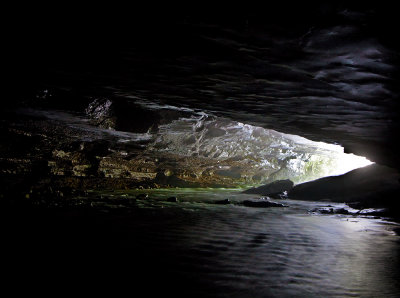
[146,109,376,187]
[326,153,374,177]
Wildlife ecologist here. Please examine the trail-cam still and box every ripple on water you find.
[84,189,400,297]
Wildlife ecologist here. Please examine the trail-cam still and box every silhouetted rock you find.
[289,164,400,211]
[242,199,287,208]
[167,196,178,202]
[214,199,231,205]
[243,180,294,195]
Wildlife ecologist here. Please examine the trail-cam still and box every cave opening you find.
[143,108,375,188]
[2,2,400,296]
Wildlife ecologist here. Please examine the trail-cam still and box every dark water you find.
[4,190,399,297]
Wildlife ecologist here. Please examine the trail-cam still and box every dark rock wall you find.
[10,4,399,167]
[289,164,400,208]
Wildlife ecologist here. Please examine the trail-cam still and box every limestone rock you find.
[85,98,116,130]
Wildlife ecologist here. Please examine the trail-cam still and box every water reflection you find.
[91,189,400,297]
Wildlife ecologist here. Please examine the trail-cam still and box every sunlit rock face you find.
[143,107,372,187]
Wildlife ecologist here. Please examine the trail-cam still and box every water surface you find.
[61,188,400,297]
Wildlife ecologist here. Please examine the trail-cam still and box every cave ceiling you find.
[8,3,400,168]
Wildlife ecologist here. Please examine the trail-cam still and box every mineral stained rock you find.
[85,98,116,130]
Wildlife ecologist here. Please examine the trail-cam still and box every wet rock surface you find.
[241,198,288,208]
[310,205,390,218]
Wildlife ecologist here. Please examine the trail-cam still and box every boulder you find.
[167,196,178,202]
[289,164,400,209]
[85,98,116,130]
[214,198,231,205]
[310,207,348,214]
[242,179,294,195]
[242,199,287,208]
